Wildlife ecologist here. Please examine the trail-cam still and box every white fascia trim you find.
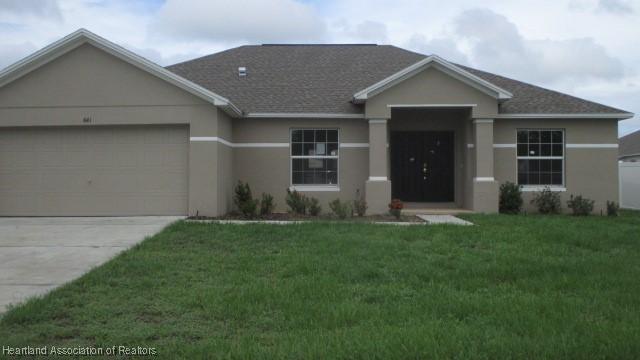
[245,112,365,119]
[368,176,388,181]
[520,186,567,192]
[474,177,495,182]
[191,137,370,149]
[189,137,233,147]
[495,113,634,120]
[234,143,289,148]
[353,55,512,102]
[619,153,640,160]
[473,119,494,124]
[189,137,288,148]
[566,143,618,148]
[0,29,243,117]
[387,104,477,108]
[493,143,516,148]
[340,143,369,148]
[368,119,388,124]
[289,186,340,192]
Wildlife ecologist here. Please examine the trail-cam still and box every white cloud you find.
[351,21,388,43]
[450,8,625,86]
[0,0,62,19]
[0,42,37,70]
[406,34,469,64]
[151,0,326,43]
[598,0,634,14]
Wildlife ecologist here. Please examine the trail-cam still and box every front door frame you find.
[390,130,455,202]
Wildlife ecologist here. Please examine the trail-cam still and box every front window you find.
[517,129,564,186]
[291,129,339,185]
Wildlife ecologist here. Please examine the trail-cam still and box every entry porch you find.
[364,106,499,213]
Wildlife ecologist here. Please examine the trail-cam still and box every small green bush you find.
[233,181,258,218]
[260,193,275,216]
[353,189,367,217]
[531,187,561,214]
[285,189,307,215]
[567,194,595,216]
[607,200,619,217]
[329,198,352,219]
[499,181,523,214]
[308,197,322,216]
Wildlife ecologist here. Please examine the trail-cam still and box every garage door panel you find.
[142,195,188,215]
[0,171,39,191]
[0,125,189,216]
[143,127,171,144]
[1,150,38,169]
[0,192,37,214]
[40,171,87,192]
[91,148,117,168]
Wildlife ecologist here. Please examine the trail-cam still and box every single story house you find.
[0,29,633,216]
[619,130,640,162]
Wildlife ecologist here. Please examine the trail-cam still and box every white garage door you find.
[0,125,189,216]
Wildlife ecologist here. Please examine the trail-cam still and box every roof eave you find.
[495,112,634,120]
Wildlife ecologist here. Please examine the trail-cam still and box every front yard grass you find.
[1,211,639,358]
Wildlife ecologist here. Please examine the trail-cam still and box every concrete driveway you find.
[0,216,182,312]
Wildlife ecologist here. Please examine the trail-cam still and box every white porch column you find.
[365,119,392,214]
[472,119,499,213]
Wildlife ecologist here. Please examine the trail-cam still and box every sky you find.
[0,0,639,136]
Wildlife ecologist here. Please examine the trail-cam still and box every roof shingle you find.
[619,130,640,157]
[166,44,628,115]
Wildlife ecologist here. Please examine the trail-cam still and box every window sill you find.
[520,186,567,192]
[289,186,340,192]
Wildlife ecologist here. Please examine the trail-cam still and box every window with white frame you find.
[517,129,564,186]
[291,129,339,185]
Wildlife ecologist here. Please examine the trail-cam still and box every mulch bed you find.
[187,212,424,223]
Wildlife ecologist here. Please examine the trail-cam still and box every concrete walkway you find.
[417,214,474,225]
[0,216,181,312]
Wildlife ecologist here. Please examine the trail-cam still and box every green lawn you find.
[2,212,640,359]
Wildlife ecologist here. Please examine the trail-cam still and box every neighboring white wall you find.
[619,162,640,210]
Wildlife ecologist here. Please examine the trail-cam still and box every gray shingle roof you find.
[619,130,640,158]
[166,44,627,115]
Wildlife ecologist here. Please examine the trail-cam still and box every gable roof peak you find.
[0,28,242,116]
[352,55,513,103]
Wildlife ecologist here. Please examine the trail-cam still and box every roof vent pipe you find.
[238,66,247,77]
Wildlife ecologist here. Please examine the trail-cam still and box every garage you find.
[0,125,189,216]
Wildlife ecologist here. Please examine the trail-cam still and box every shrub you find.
[499,181,523,214]
[233,181,258,218]
[285,189,307,215]
[260,193,275,216]
[567,194,595,216]
[308,197,322,216]
[353,189,367,217]
[329,198,352,219]
[530,187,561,214]
[606,200,619,217]
[388,199,403,220]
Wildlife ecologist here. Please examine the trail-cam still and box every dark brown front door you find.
[390,131,454,202]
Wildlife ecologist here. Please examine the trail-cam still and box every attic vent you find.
[238,66,247,77]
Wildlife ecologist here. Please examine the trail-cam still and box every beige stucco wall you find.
[365,67,499,119]
[232,118,369,213]
[494,118,619,213]
[0,43,227,216]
